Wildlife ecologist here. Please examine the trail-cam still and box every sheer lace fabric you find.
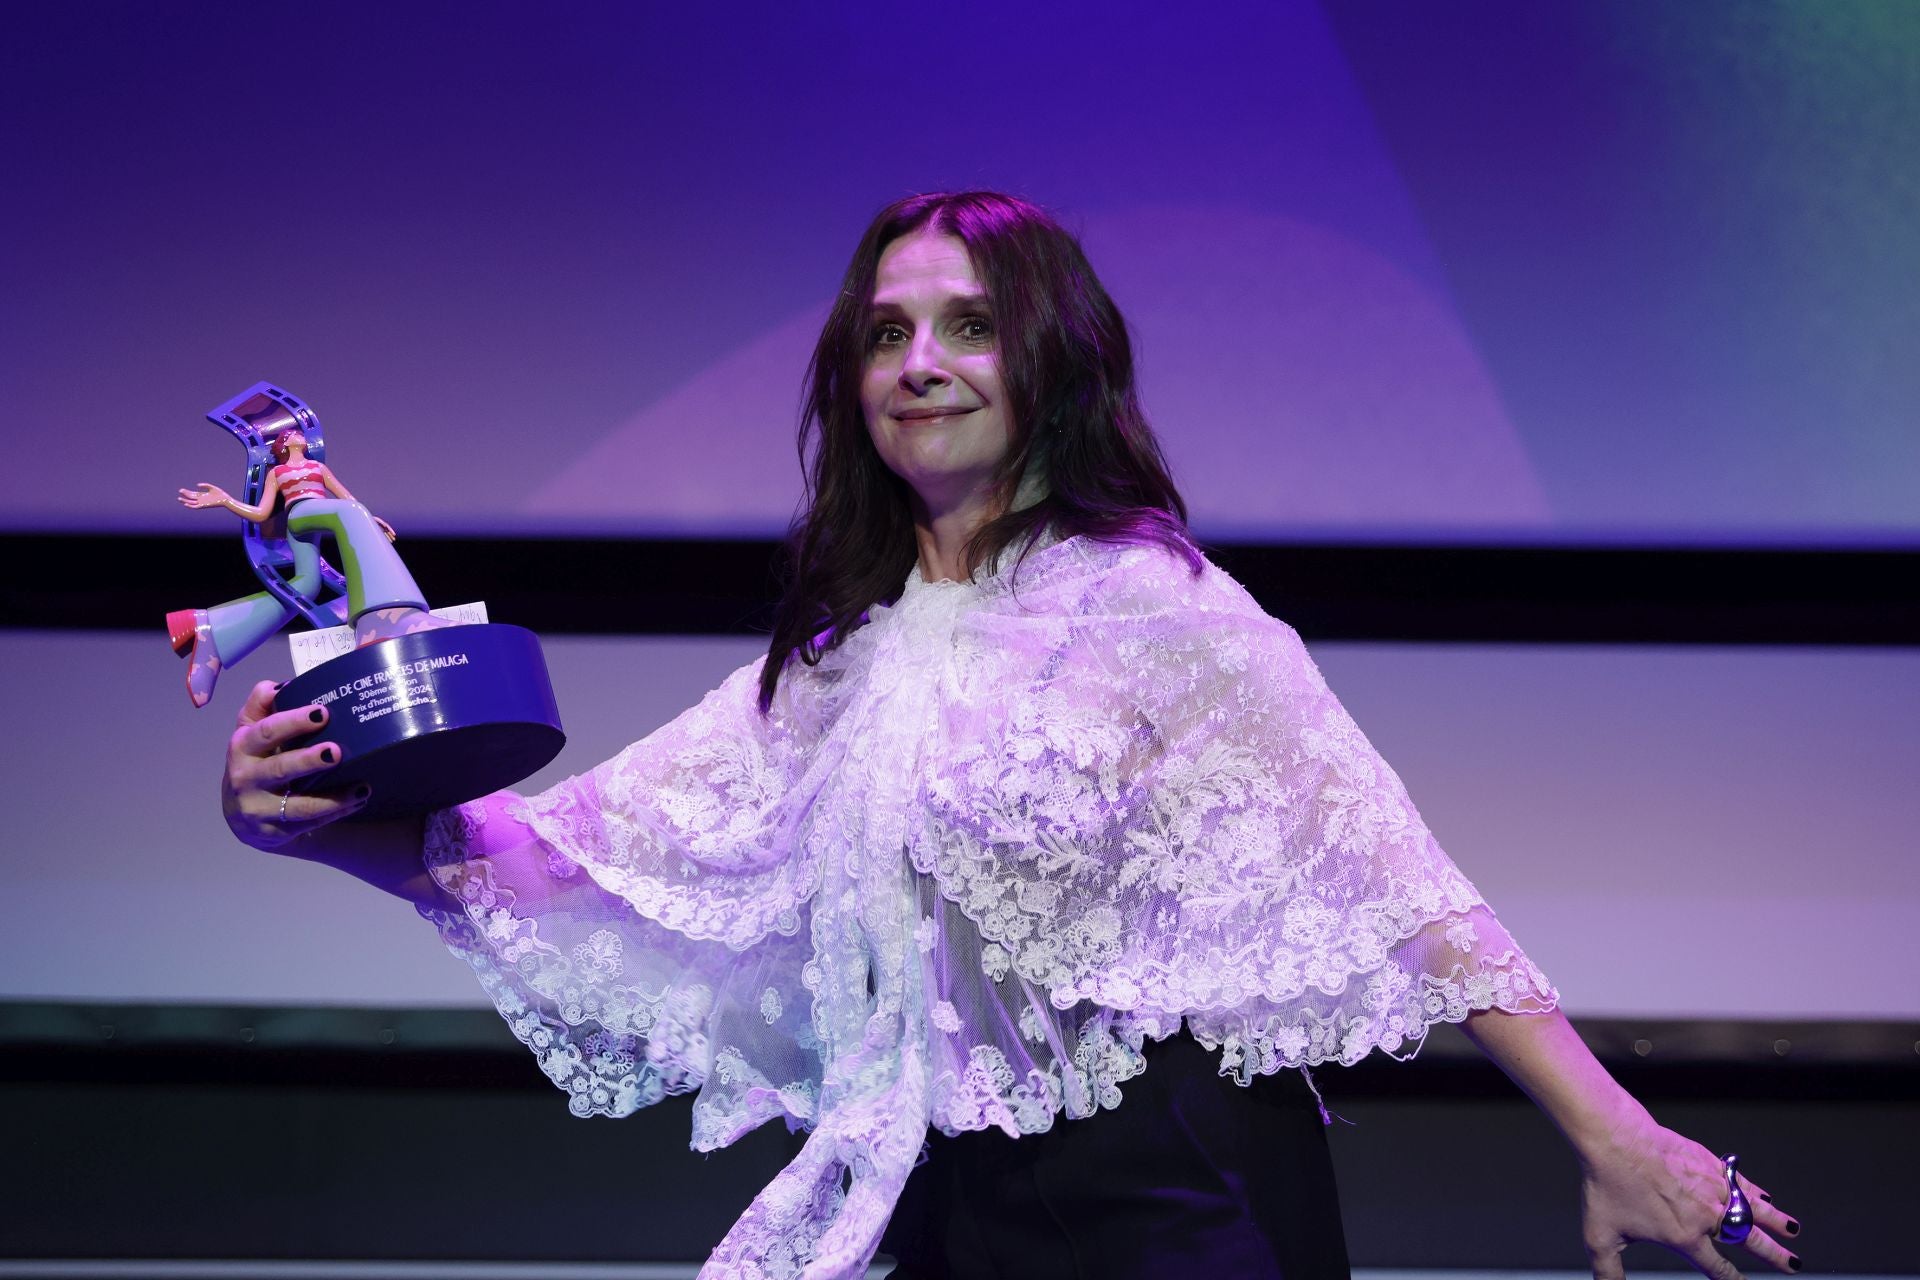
[420,535,1556,1279]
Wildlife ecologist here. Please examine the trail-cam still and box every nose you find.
[899,328,950,396]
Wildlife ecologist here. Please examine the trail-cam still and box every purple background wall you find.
[5,1,1917,539]
[2,3,1916,1020]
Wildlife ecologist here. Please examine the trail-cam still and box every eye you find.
[869,321,908,349]
[956,315,993,343]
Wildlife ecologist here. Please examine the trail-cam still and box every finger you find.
[1739,1173,1786,1224]
[1748,1196,1798,1246]
[1732,1169,1797,1253]
[235,680,282,730]
[229,741,342,824]
[1590,1247,1627,1280]
[254,739,345,789]
[277,784,371,829]
[1736,1227,1800,1275]
[236,701,329,760]
[1682,1237,1746,1280]
[237,760,357,812]
[253,783,372,846]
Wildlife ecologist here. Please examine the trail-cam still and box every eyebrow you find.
[868,291,993,316]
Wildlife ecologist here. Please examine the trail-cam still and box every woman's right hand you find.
[223,679,368,850]
[179,482,232,511]
[222,680,441,905]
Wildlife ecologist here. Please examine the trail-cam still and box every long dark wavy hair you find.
[759,191,1201,710]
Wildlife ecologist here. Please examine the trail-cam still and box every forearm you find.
[282,813,446,909]
[1460,1006,1651,1167]
[282,795,555,917]
[218,493,274,521]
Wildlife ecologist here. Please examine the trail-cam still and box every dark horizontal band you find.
[5,532,1918,644]
[2,1001,1914,1094]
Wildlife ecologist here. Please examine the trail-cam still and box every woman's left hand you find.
[1579,1112,1799,1279]
[374,515,397,541]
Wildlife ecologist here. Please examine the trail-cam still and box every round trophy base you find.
[275,623,564,820]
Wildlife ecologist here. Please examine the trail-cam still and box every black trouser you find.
[880,1034,1352,1278]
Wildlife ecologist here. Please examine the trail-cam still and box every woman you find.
[172,426,438,707]
[218,192,1799,1279]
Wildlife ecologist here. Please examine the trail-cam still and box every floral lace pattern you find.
[420,533,1556,1279]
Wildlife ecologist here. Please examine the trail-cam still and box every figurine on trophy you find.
[169,383,563,818]
[171,407,450,708]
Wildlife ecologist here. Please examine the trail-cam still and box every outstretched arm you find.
[1461,1008,1800,1280]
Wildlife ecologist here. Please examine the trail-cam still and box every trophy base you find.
[275,623,565,820]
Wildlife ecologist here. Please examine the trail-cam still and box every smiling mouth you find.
[893,408,977,422]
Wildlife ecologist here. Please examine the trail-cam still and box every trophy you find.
[170,382,564,818]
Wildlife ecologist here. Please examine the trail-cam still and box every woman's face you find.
[860,230,1012,519]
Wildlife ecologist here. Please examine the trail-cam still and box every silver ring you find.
[279,789,292,823]
[1714,1153,1754,1245]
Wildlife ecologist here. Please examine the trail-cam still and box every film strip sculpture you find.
[208,382,352,629]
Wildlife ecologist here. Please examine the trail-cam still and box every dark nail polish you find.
[1760,1192,1772,1204]
[354,784,372,800]
[1785,1220,1799,1236]
[309,708,325,723]
[319,747,337,765]
[1788,1256,1801,1272]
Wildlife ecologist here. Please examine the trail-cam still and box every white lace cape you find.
[419,534,1556,1279]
